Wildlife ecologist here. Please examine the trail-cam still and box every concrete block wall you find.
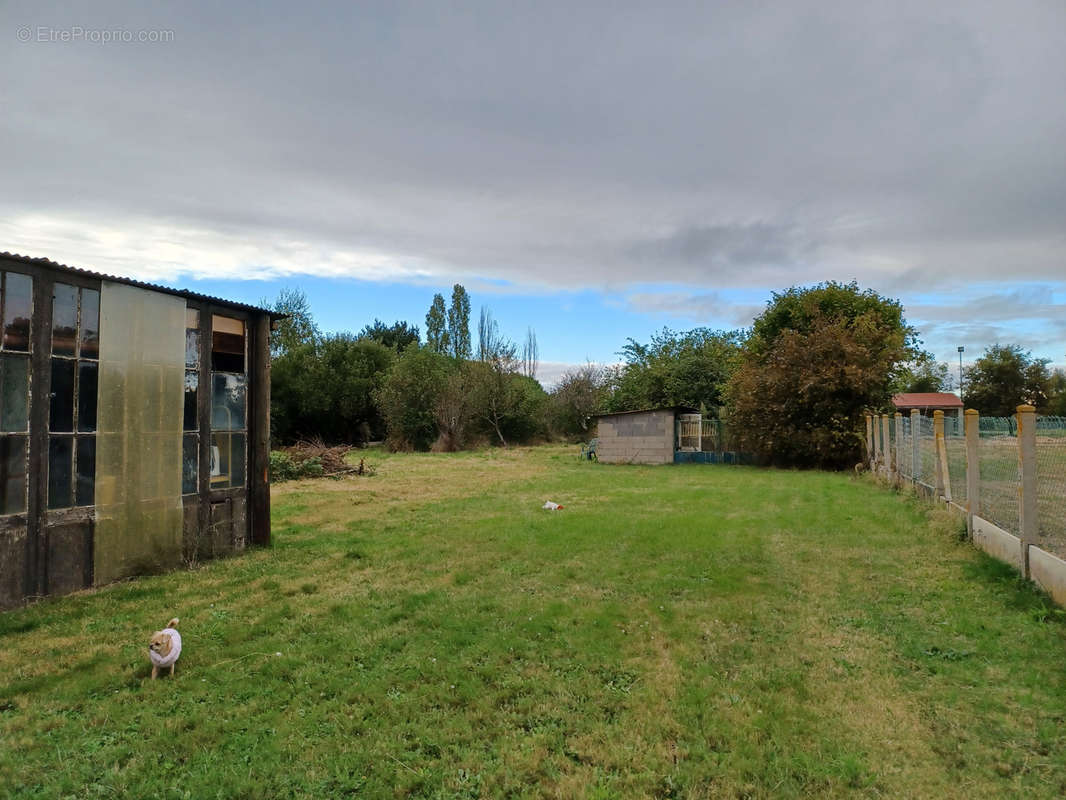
[597,410,675,464]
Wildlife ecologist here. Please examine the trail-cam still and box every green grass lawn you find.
[3,444,1066,798]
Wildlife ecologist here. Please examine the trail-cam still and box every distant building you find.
[0,252,278,608]
[892,392,964,431]
[593,407,697,464]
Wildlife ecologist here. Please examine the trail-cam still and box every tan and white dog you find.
[148,618,182,679]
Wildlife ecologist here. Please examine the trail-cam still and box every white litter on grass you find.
[542,501,564,511]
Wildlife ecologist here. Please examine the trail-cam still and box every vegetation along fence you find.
[866,407,1066,605]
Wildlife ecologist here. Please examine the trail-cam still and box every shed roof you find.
[892,392,963,409]
[0,251,281,318]
[595,405,699,419]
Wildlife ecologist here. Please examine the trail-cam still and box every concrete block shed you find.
[593,407,697,464]
[0,252,280,609]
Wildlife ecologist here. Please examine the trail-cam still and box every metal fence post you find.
[933,410,949,502]
[1018,404,1037,579]
[910,409,920,487]
[964,409,979,540]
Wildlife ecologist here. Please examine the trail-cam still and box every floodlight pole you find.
[957,346,964,396]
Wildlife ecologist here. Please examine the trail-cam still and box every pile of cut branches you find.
[273,438,375,479]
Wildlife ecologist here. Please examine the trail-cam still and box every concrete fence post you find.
[894,412,903,486]
[880,414,891,476]
[873,413,882,471]
[964,409,979,540]
[910,409,920,486]
[865,414,874,469]
[933,410,949,501]
[1018,404,1037,579]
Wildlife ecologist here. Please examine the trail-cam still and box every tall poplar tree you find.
[425,293,449,354]
[447,284,472,359]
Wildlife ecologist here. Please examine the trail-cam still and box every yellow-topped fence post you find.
[1018,404,1037,579]
[964,409,980,540]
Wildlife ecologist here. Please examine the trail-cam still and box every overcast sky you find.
[3,0,1064,383]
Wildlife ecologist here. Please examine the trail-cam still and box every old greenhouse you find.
[0,253,275,608]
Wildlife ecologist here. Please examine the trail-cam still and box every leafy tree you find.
[892,353,952,394]
[1047,369,1066,416]
[272,335,394,444]
[425,293,450,354]
[434,367,475,451]
[962,344,1051,416]
[447,284,472,359]
[726,282,917,469]
[550,363,606,438]
[267,287,319,358]
[375,347,453,450]
[466,360,547,445]
[605,328,743,414]
[358,318,420,352]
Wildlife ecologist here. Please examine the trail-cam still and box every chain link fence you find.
[897,415,913,481]
[869,411,1066,563]
[917,415,936,490]
[946,429,967,505]
[1036,416,1066,556]
[977,417,1020,536]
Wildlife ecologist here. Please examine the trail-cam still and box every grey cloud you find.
[907,288,1064,325]
[1,0,1064,296]
[625,291,761,328]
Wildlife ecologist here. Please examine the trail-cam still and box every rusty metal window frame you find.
[47,283,100,509]
[0,271,33,516]
[182,307,200,495]
[209,314,247,491]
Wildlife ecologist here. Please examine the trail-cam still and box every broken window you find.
[209,315,246,490]
[183,308,201,494]
[48,283,99,509]
[211,315,244,373]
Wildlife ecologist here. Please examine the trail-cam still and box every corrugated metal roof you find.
[0,251,281,317]
[892,392,963,408]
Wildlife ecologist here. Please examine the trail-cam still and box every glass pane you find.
[211,372,246,430]
[185,329,200,369]
[182,434,198,494]
[52,284,78,357]
[210,432,245,489]
[50,358,75,432]
[75,436,95,506]
[184,370,198,431]
[78,362,98,432]
[0,356,29,432]
[0,436,27,514]
[48,436,73,509]
[211,315,245,372]
[3,272,32,352]
[80,288,100,359]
